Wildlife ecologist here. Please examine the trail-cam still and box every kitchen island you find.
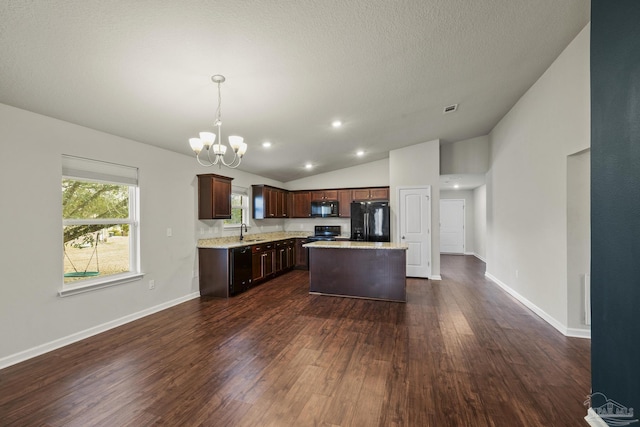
[303,241,408,302]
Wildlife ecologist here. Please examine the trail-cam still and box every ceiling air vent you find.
[443,104,458,114]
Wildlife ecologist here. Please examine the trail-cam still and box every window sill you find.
[58,272,144,297]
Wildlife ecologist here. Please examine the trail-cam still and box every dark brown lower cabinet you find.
[252,242,274,283]
[199,239,299,297]
[275,240,295,273]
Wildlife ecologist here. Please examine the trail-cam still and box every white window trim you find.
[58,272,145,297]
[60,155,141,296]
[224,186,250,229]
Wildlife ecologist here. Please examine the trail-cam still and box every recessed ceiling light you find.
[331,120,342,128]
[262,141,272,148]
[356,150,365,157]
[454,184,460,189]
[305,163,313,169]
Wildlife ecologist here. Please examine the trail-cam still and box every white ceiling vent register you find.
[443,104,458,114]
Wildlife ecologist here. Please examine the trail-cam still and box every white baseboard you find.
[484,272,590,339]
[566,328,591,339]
[430,275,442,280]
[473,253,486,262]
[0,292,201,370]
[584,408,609,427]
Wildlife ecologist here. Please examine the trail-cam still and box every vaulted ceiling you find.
[0,1,590,182]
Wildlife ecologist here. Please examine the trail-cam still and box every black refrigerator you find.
[350,201,390,242]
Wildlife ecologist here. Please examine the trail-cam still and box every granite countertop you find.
[197,231,348,249]
[303,241,408,250]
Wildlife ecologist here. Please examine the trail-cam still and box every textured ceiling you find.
[0,1,590,182]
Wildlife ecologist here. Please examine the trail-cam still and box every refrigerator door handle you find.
[364,212,368,240]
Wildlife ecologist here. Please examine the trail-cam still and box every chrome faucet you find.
[239,223,248,241]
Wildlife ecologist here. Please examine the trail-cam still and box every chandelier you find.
[189,75,247,168]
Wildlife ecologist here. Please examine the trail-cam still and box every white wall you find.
[285,158,389,191]
[473,185,487,261]
[440,190,475,255]
[486,24,590,333]
[0,103,280,365]
[440,135,490,175]
[567,149,590,331]
[389,140,440,278]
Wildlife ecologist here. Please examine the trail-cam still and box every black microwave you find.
[311,200,339,217]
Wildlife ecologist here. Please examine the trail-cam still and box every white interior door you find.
[440,199,465,254]
[399,186,431,278]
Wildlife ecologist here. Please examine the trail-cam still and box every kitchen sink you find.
[243,239,265,243]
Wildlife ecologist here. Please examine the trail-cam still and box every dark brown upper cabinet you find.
[337,189,352,218]
[197,174,233,220]
[252,185,290,219]
[291,191,311,218]
[352,187,389,201]
[310,190,338,201]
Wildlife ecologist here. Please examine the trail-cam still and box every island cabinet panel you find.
[308,247,406,302]
[294,238,309,269]
[197,174,233,219]
[291,191,311,218]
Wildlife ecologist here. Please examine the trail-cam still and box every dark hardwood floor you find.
[0,255,591,426]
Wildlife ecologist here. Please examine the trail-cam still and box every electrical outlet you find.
[148,280,155,290]
[166,228,172,237]
[515,269,519,278]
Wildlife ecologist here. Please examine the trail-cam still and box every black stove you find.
[307,225,341,241]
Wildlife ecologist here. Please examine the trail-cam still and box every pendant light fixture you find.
[189,75,247,168]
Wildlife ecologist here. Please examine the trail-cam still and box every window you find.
[224,187,249,227]
[61,155,140,296]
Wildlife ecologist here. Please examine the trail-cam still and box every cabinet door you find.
[276,190,289,218]
[198,174,233,219]
[276,246,286,272]
[286,243,295,269]
[278,190,291,218]
[264,250,275,276]
[252,252,264,282]
[212,178,232,218]
[323,190,338,200]
[338,189,352,217]
[292,192,311,218]
[311,191,326,201]
[352,189,370,201]
[369,187,389,200]
[266,188,278,218]
[285,191,292,218]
